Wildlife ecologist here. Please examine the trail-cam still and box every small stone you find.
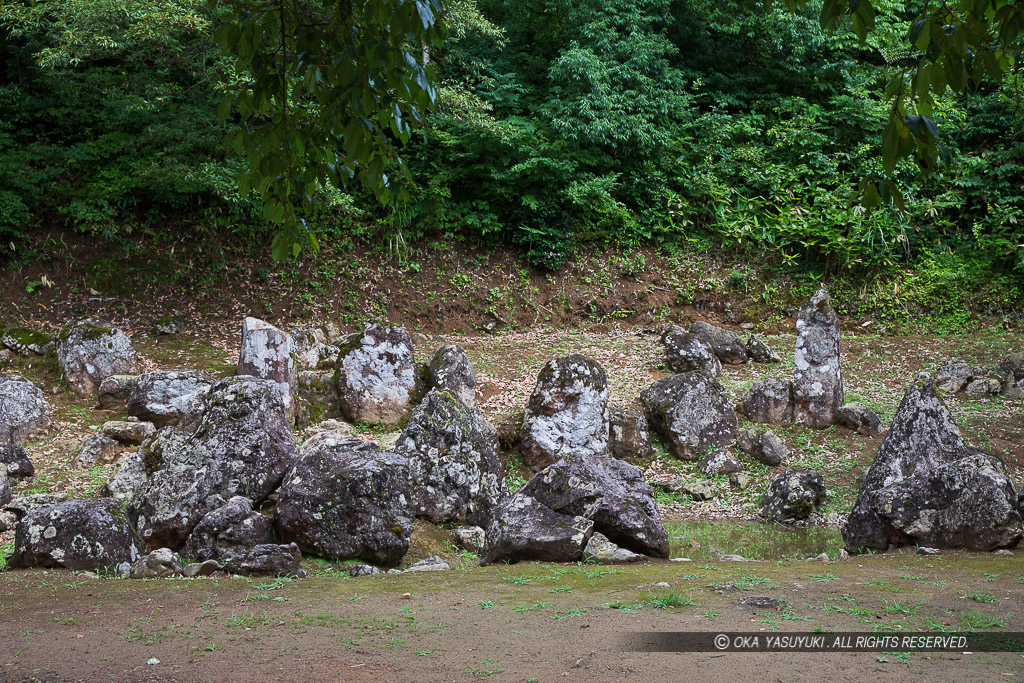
[454,526,486,553]
[720,554,748,562]
[583,532,642,564]
[405,556,451,572]
[101,419,156,446]
[653,581,670,588]
[916,547,940,556]
[669,557,692,563]
[129,548,183,579]
[147,658,160,666]
[401,592,412,599]
[697,449,742,477]
[349,564,383,577]
[806,552,830,563]
[740,596,781,610]
[680,481,715,501]
[74,434,124,469]
[835,549,849,562]
[728,472,752,490]
[746,335,780,364]
[183,560,221,577]
[993,549,1014,557]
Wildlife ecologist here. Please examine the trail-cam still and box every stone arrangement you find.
[0,295,1020,579]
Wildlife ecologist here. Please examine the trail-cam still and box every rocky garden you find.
[1,287,1022,680]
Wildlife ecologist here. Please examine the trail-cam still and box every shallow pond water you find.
[665,519,844,562]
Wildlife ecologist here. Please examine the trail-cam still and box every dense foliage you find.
[0,0,1021,277]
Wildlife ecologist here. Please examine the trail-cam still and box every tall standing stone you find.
[520,355,609,471]
[334,324,419,426]
[793,289,843,428]
[237,317,297,424]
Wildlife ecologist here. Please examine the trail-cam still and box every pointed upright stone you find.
[793,288,843,428]
[237,317,297,424]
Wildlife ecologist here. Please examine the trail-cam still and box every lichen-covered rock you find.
[519,453,669,558]
[103,451,147,504]
[295,370,338,427]
[661,326,721,376]
[520,355,609,470]
[127,370,214,427]
[8,498,143,573]
[56,319,138,396]
[641,372,737,461]
[935,359,972,394]
[129,377,298,550]
[290,327,331,371]
[836,403,883,436]
[608,407,654,462]
[97,375,138,410]
[183,496,272,562]
[690,321,748,365]
[426,344,477,406]
[793,289,844,428]
[584,532,642,564]
[129,548,182,579]
[5,492,69,518]
[736,428,789,466]
[965,377,1001,398]
[406,555,451,572]
[222,543,304,577]
[154,315,188,336]
[0,443,34,479]
[454,525,485,553]
[994,351,1024,384]
[697,449,742,477]
[334,324,419,425]
[746,335,780,364]
[740,379,794,425]
[395,389,505,526]
[0,374,49,442]
[843,376,1023,553]
[74,433,125,469]
[759,468,827,522]
[101,417,156,446]
[275,437,413,567]
[480,492,593,565]
[237,317,297,423]
[2,327,54,356]
[0,470,10,508]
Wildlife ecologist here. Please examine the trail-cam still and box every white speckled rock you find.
[9,498,144,573]
[760,468,827,522]
[237,317,297,424]
[520,355,609,471]
[741,378,794,425]
[334,324,420,426]
[426,344,477,406]
[661,326,722,376]
[481,492,594,565]
[793,289,844,428]
[56,319,138,396]
[73,433,125,469]
[843,375,1023,553]
[934,358,972,394]
[102,450,148,504]
[584,532,642,564]
[641,371,737,461]
[127,370,214,428]
[0,374,50,442]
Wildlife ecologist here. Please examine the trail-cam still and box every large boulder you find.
[690,321,748,365]
[334,324,420,425]
[519,453,669,557]
[740,379,794,425]
[480,492,594,565]
[520,355,610,470]
[426,343,477,406]
[608,407,654,461]
[736,428,789,466]
[127,370,214,428]
[935,359,972,394]
[0,443,34,480]
[395,389,504,526]
[8,498,143,573]
[128,377,298,550]
[129,548,183,579]
[103,450,147,504]
[640,372,737,461]
[101,418,156,446]
[56,319,138,396]
[760,468,827,522]
[275,437,414,567]
[842,375,1023,553]
[661,326,721,376]
[0,470,10,507]
[0,374,49,442]
[237,317,297,423]
[222,543,304,577]
[183,496,272,562]
[73,433,125,469]
[697,449,742,477]
[793,289,844,428]
[291,327,332,371]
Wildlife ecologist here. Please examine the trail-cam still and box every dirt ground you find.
[1,550,1023,682]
